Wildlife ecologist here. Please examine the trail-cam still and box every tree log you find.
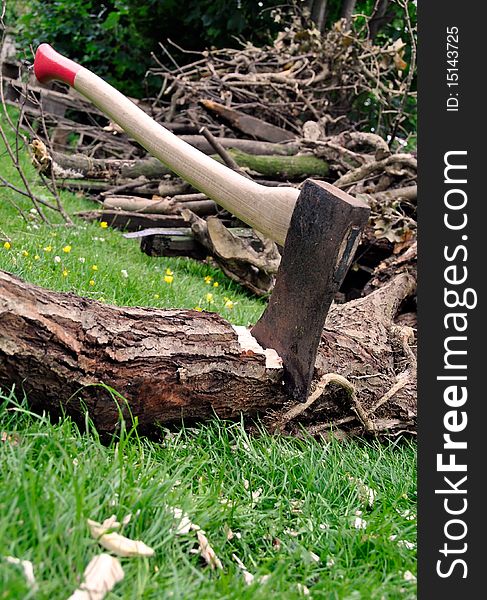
[200,100,295,143]
[0,270,416,436]
[178,135,300,156]
[44,150,328,182]
[103,196,217,216]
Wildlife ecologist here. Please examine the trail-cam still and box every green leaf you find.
[102,11,120,30]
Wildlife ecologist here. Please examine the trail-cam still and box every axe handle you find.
[34,44,299,246]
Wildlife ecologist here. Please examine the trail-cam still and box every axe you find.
[33,44,370,402]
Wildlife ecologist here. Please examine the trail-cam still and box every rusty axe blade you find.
[252,180,370,401]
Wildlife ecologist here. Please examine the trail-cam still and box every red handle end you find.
[34,43,81,87]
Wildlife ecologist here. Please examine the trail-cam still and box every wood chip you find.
[196,531,223,570]
[67,553,124,600]
[87,518,155,558]
[4,556,37,590]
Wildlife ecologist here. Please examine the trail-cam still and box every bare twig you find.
[198,126,252,179]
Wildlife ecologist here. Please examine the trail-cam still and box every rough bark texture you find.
[0,270,416,436]
[47,149,328,181]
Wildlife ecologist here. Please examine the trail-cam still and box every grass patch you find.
[0,109,265,326]
[0,109,416,597]
[0,391,416,599]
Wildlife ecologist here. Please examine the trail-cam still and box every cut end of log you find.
[232,325,283,370]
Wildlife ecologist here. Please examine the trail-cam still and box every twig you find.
[272,372,356,430]
[198,126,251,178]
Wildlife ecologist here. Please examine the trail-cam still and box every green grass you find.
[0,392,416,599]
[0,109,265,325]
[0,109,417,598]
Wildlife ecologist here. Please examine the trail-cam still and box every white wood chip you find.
[232,553,254,585]
[67,553,124,600]
[87,519,155,557]
[196,531,223,570]
[348,476,377,507]
[352,516,367,530]
[4,556,37,590]
[168,507,200,534]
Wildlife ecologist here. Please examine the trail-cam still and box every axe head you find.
[251,179,370,401]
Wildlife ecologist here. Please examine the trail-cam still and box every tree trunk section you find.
[0,270,417,436]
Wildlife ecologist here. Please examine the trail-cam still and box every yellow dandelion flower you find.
[91,265,98,271]
[43,245,52,252]
[204,275,212,284]
[21,250,29,257]
[62,269,69,277]
[194,306,203,312]
[224,299,235,309]
[100,221,108,229]
[34,255,40,261]
[206,293,214,303]
[164,275,174,284]
[89,279,95,286]
[3,241,11,250]
[153,293,160,299]
[213,281,219,288]
[63,245,72,253]
[166,268,174,276]
[99,297,106,303]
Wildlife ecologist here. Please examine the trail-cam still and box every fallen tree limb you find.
[103,196,217,216]
[200,99,295,143]
[37,148,329,182]
[224,150,329,179]
[0,270,416,436]
[183,212,281,296]
[178,135,300,156]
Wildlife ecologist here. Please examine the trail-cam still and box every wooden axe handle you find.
[34,44,299,245]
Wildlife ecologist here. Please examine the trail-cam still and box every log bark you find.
[183,212,281,296]
[0,270,416,436]
[46,150,329,182]
[200,100,295,143]
[179,135,300,156]
[103,196,217,216]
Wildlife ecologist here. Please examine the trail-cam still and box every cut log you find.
[223,150,329,179]
[103,196,217,216]
[200,99,295,143]
[49,153,173,180]
[178,135,300,156]
[0,270,416,436]
[42,149,329,182]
